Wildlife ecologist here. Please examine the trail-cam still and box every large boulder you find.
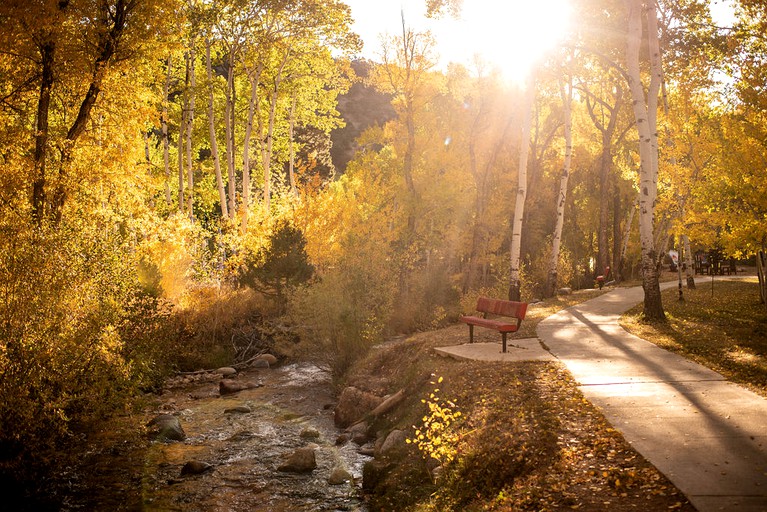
[327,466,352,485]
[334,387,383,428]
[252,359,270,369]
[378,429,408,459]
[180,460,213,476]
[277,447,317,473]
[255,353,278,366]
[147,414,186,442]
[219,379,261,395]
[347,421,371,446]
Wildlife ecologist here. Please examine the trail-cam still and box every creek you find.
[65,362,370,511]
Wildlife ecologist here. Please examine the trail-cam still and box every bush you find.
[407,376,463,476]
[0,219,164,486]
[390,261,461,332]
[285,234,396,382]
[238,220,314,302]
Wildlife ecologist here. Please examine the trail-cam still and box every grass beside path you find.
[621,277,767,397]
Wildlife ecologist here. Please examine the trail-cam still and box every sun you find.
[435,0,573,83]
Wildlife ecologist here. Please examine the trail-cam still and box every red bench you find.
[460,297,528,353]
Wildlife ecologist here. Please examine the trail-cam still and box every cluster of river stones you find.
[145,353,414,504]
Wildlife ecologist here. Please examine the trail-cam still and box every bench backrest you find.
[475,297,528,319]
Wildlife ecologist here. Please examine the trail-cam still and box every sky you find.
[343,0,738,82]
[343,0,574,82]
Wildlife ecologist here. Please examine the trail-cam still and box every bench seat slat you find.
[459,316,520,332]
[476,297,527,318]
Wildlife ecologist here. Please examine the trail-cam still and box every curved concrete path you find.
[537,281,767,512]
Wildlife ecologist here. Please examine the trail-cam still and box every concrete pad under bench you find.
[434,338,555,362]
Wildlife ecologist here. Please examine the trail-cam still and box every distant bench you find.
[460,297,528,353]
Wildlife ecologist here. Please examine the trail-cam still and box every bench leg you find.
[502,332,507,353]
[468,324,474,344]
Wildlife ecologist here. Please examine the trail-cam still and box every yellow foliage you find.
[138,215,202,304]
[407,376,463,471]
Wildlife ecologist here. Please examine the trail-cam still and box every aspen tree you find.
[626,0,665,319]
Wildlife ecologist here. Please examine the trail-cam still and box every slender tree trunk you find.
[582,86,622,279]
[225,55,236,219]
[32,40,55,223]
[177,112,185,214]
[162,55,172,207]
[546,73,573,297]
[178,52,188,214]
[675,236,685,301]
[242,64,262,233]
[205,39,227,219]
[185,45,196,219]
[288,92,297,196]
[508,76,535,301]
[463,103,485,292]
[51,0,130,223]
[463,115,514,292]
[626,0,664,320]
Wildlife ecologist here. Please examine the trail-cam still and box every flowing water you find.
[130,363,368,511]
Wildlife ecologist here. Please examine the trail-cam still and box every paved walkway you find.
[537,281,767,512]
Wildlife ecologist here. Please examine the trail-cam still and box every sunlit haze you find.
[344,0,573,83]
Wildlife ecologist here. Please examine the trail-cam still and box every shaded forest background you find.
[1,0,766,498]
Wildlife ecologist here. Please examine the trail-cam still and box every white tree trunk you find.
[225,55,236,219]
[241,64,263,233]
[185,45,196,219]
[206,39,228,219]
[177,52,187,214]
[508,75,535,301]
[162,55,172,207]
[626,0,664,319]
[546,72,573,297]
[288,92,297,196]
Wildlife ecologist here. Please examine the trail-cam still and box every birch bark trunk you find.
[288,92,297,196]
[508,75,535,301]
[185,45,196,219]
[546,72,573,297]
[205,39,228,219]
[242,64,262,232]
[162,55,172,207]
[224,54,236,218]
[626,0,664,320]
